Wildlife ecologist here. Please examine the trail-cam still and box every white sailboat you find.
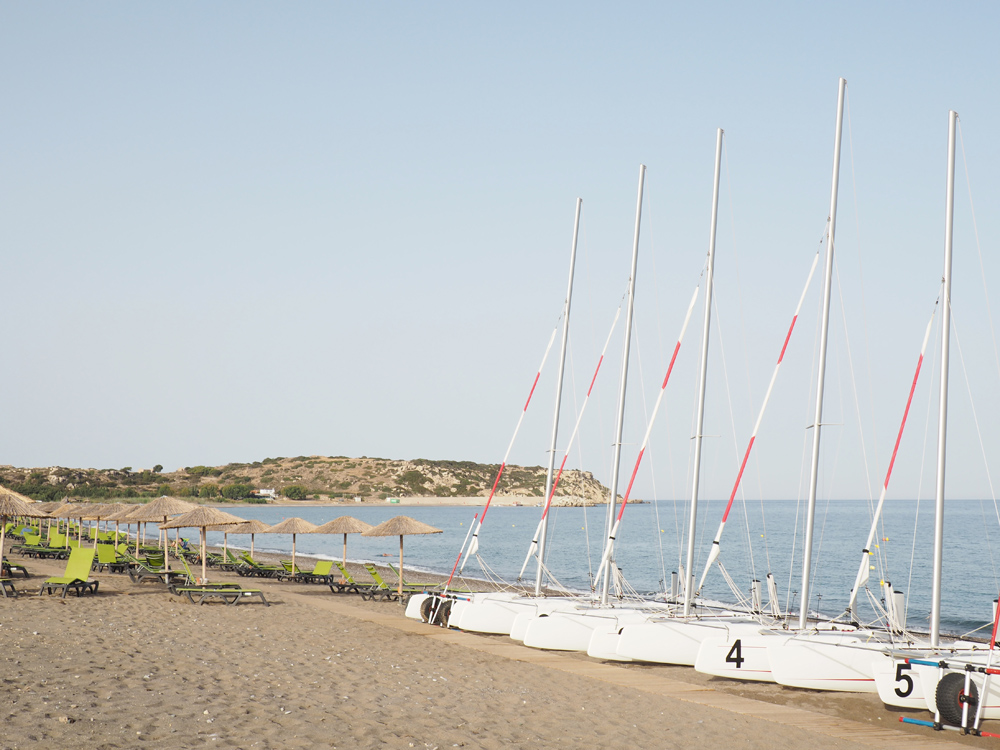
[406,197,585,631]
[521,132,801,663]
[872,110,1000,718]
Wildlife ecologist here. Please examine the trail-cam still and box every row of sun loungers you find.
[2,531,442,606]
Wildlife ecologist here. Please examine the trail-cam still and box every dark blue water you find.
[156,498,1000,637]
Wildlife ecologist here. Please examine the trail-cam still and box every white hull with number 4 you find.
[694,624,781,682]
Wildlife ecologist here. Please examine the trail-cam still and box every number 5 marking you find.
[894,662,914,698]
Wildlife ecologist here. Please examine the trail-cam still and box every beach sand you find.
[1,553,991,750]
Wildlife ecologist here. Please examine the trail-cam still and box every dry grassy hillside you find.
[0,456,613,504]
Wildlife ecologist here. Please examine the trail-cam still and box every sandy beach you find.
[1,551,992,750]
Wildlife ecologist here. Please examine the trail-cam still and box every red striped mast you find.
[518,304,623,582]
[455,325,560,576]
[847,303,937,618]
[695,249,822,595]
[594,285,701,586]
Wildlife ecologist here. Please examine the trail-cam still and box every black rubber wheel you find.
[936,671,979,726]
[419,595,436,623]
[419,595,452,626]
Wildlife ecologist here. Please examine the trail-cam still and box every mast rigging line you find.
[696,247,823,596]
[448,321,561,584]
[518,303,624,581]
[594,283,702,587]
[950,309,1000,591]
[845,301,937,619]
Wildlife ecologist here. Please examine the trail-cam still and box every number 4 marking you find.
[726,639,745,669]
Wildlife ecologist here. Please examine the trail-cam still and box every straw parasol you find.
[0,491,48,566]
[0,486,38,505]
[79,503,117,547]
[127,497,199,571]
[312,516,374,569]
[162,506,246,583]
[49,502,88,547]
[219,518,270,557]
[361,516,442,597]
[103,504,137,546]
[263,517,318,571]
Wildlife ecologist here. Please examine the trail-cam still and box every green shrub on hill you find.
[283,485,308,500]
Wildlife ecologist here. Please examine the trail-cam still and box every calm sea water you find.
[154,498,1000,637]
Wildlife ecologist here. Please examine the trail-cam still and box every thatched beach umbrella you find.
[79,503,117,548]
[128,496,198,571]
[361,516,442,597]
[49,503,87,547]
[312,516,373,569]
[0,492,48,566]
[103,504,137,546]
[220,518,270,557]
[264,517,317,572]
[34,500,63,532]
[162,506,245,583]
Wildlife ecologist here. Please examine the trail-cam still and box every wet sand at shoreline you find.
[0,551,989,750]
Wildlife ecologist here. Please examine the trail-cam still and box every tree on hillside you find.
[283,485,308,500]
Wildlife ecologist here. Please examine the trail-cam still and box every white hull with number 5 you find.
[872,656,931,709]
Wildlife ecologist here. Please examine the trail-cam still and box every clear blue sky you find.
[2,3,999,503]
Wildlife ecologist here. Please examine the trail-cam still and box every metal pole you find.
[931,110,957,647]
[684,129,723,616]
[536,198,581,595]
[601,164,645,605]
[799,77,846,630]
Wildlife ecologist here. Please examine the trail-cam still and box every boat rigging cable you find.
[446,286,631,590]
[518,304,623,583]
[445,323,560,587]
[846,301,937,620]
[695,247,823,596]
[950,312,1000,592]
[594,283,702,589]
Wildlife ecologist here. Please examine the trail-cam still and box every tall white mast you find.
[931,110,958,647]
[683,129,723,616]
[535,198,582,595]
[600,164,645,605]
[798,77,846,630]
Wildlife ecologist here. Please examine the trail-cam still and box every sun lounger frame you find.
[174,586,269,606]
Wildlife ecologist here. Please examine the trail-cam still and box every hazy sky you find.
[2,3,1000,505]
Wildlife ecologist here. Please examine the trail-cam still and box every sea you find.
[153,498,1000,638]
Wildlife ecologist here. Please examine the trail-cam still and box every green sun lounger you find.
[296,559,334,584]
[40,547,99,598]
[329,561,370,595]
[125,552,183,585]
[387,562,443,589]
[2,556,28,578]
[95,543,128,573]
[361,563,432,601]
[0,577,17,598]
[166,556,243,594]
[236,552,282,578]
[276,560,304,581]
[173,586,269,606]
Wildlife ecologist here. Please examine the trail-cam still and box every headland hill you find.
[0,456,637,507]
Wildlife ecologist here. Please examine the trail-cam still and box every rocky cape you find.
[0,456,624,505]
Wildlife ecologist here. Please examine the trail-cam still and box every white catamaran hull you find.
[872,656,933,710]
[766,634,883,693]
[521,608,656,653]
[615,618,745,666]
[693,622,784,682]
